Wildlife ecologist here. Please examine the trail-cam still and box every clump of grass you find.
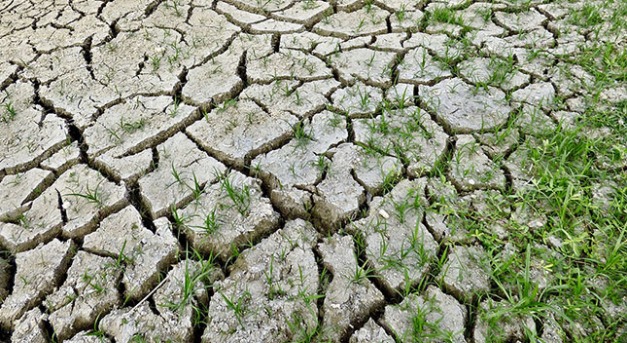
[219,175,252,216]
[429,7,464,26]
[1,102,17,123]
[293,121,314,147]
[64,180,108,208]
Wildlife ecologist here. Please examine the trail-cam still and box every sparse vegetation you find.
[1,1,625,342]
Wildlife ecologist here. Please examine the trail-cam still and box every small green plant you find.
[569,3,603,28]
[312,155,329,174]
[217,98,238,113]
[293,122,313,147]
[85,317,108,341]
[130,334,147,343]
[429,7,464,26]
[202,209,219,234]
[219,175,252,216]
[287,310,320,343]
[190,173,203,200]
[163,252,217,318]
[380,170,400,194]
[168,96,181,117]
[119,117,146,133]
[327,112,344,128]
[106,240,134,270]
[1,102,17,122]
[220,290,251,327]
[170,163,184,186]
[171,206,189,229]
[82,271,105,294]
[167,41,183,68]
[302,0,319,10]
[64,180,108,208]
[150,55,162,72]
[350,262,375,286]
[396,4,407,22]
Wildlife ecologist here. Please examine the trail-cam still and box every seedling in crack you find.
[350,262,375,286]
[293,122,314,147]
[163,254,216,319]
[326,112,344,128]
[380,170,401,194]
[190,173,203,200]
[164,0,184,17]
[168,96,181,118]
[302,0,319,10]
[217,98,238,113]
[396,4,407,22]
[287,310,320,343]
[85,317,107,340]
[171,206,189,229]
[357,86,371,110]
[312,155,329,174]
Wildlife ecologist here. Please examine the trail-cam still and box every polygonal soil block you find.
[65,331,112,343]
[186,99,298,168]
[241,79,339,119]
[179,171,280,262]
[253,110,347,189]
[1,164,127,252]
[438,245,491,302]
[252,110,347,217]
[39,68,119,130]
[350,318,395,343]
[381,286,468,343]
[329,48,397,87]
[318,234,385,342]
[0,239,73,329]
[203,220,319,343]
[247,50,331,83]
[353,106,449,177]
[448,135,505,191]
[351,179,438,294]
[398,47,452,84]
[138,132,227,218]
[331,82,383,116]
[100,259,223,342]
[313,143,402,231]
[83,206,179,300]
[0,168,53,221]
[45,251,123,341]
[10,308,48,343]
[273,1,332,25]
[419,78,512,133]
[83,96,198,158]
[0,82,68,175]
[183,52,244,105]
[313,7,389,39]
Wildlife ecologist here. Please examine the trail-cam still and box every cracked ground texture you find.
[0,0,625,342]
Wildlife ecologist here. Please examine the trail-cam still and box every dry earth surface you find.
[0,0,625,342]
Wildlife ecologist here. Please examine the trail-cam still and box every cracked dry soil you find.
[0,0,626,342]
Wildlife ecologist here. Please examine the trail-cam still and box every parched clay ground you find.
[0,0,625,342]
